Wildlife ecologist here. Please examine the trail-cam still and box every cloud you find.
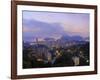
[23,19,66,41]
[60,21,89,37]
[23,18,89,42]
[23,26,41,32]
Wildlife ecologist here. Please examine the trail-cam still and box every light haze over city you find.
[22,11,90,42]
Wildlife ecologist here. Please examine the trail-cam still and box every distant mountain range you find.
[24,35,89,43]
[61,35,87,41]
[44,35,89,42]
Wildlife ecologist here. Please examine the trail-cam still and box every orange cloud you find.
[23,26,40,32]
[61,22,89,37]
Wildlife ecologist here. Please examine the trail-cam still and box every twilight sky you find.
[22,11,90,42]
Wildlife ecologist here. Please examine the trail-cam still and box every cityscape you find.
[22,11,90,69]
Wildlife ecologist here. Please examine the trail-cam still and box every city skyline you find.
[22,11,90,42]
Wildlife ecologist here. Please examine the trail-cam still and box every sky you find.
[22,10,90,42]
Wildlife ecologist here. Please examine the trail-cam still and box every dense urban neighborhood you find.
[23,35,89,69]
